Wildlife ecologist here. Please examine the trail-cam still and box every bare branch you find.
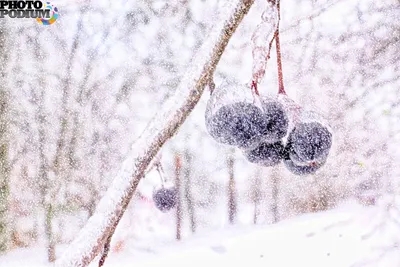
[282,0,344,33]
[97,233,112,267]
[53,17,84,174]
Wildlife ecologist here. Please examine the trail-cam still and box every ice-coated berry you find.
[283,124,330,175]
[287,122,332,163]
[153,187,177,212]
[244,141,285,167]
[207,102,269,150]
[206,104,238,146]
[205,83,273,150]
[261,98,289,142]
[283,157,324,175]
[227,102,270,149]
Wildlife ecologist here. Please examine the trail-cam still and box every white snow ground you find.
[1,201,399,267]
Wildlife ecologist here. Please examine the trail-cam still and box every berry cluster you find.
[205,83,332,175]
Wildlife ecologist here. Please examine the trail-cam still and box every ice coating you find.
[251,3,278,84]
[287,121,332,163]
[205,83,269,150]
[206,82,260,116]
[276,93,303,134]
[277,93,333,138]
[277,93,333,174]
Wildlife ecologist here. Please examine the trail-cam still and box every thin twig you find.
[251,80,260,96]
[155,161,167,186]
[282,0,344,33]
[208,77,216,94]
[275,0,286,95]
[266,33,276,61]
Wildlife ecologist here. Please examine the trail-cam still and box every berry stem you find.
[208,77,216,94]
[251,80,260,96]
[275,0,286,95]
[155,161,166,187]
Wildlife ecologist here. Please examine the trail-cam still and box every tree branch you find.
[55,1,255,266]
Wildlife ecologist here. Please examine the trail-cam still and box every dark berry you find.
[226,102,270,149]
[283,134,326,175]
[287,122,332,163]
[206,104,238,146]
[205,84,270,150]
[244,141,285,167]
[261,98,289,142]
[153,187,177,212]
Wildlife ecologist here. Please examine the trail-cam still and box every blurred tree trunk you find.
[0,115,10,254]
[183,148,196,233]
[0,22,10,253]
[271,167,279,224]
[175,153,182,241]
[30,27,58,261]
[252,168,262,225]
[44,204,55,262]
[42,23,83,263]
[35,87,56,262]
[227,148,237,224]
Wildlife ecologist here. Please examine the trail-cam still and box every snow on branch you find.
[55,0,255,266]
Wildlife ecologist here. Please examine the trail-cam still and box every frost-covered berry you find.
[283,122,331,175]
[287,122,332,163]
[207,102,268,149]
[261,98,289,142]
[226,102,270,149]
[244,141,285,167]
[205,83,270,150]
[206,104,238,146]
[153,187,177,212]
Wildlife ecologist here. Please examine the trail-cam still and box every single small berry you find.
[287,122,332,163]
[153,187,178,212]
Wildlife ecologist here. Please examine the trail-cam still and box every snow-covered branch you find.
[55,1,255,266]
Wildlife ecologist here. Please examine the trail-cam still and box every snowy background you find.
[0,0,399,266]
